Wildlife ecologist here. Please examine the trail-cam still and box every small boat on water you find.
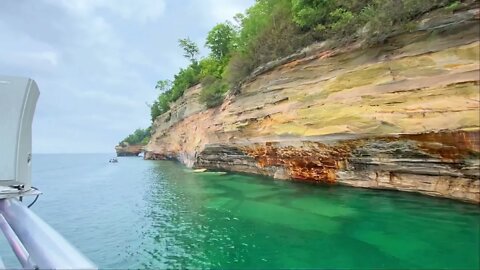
[109,158,118,163]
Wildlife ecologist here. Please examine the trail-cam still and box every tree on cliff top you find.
[120,127,151,146]
[206,22,236,60]
[179,38,200,65]
[155,80,172,92]
[149,39,204,121]
[149,0,460,122]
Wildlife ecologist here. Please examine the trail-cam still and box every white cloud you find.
[0,21,60,73]
[0,50,60,73]
[1,0,256,153]
[45,0,166,23]
[73,91,140,109]
[203,0,253,22]
[23,51,59,67]
[80,16,116,46]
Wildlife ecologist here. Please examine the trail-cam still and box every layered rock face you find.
[146,8,480,203]
[115,143,143,157]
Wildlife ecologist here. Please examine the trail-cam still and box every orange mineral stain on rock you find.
[400,130,480,160]
[243,142,350,183]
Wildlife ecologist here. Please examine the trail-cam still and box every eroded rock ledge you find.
[115,143,143,157]
[193,130,479,203]
[145,7,480,203]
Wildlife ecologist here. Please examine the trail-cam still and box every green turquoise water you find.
[1,154,478,269]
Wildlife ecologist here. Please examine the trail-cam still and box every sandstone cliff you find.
[115,143,143,157]
[145,7,480,203]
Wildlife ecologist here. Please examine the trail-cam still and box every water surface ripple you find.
[0,154,478,269]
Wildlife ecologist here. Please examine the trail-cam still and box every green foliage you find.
[224,53,253,85]
[149,39,203,121]
[445,1,461,12]
[150,100,161,122]
[234,0,275,53]
[329,8,355,35]
[150,80,172,121]
[206,22,236,60]
[178,38,200,65]
[358,0,453,44]
[290,0,454,43]
[292,0,335,30]
[141,136,150,145]
[199,57,226,79]
[249,1,310,64]
[170,66,200,100]
[200,76,228,108]
[149,0,458,119]
[120,127,151,146]
[225,0,311,85]
[150,65,201,121]
[155,80,171,92]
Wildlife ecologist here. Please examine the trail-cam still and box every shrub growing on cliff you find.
[150,80,173,121]
[445,1,462,12]
[120,127,151,145]
[199,57,227,79]
[352,0,455,44]
[291,0,455,44]
[170,66,201,101]
[149,39,204,121]
[200,76,228,108]
[224,53,254,85]
[225,0,310,85]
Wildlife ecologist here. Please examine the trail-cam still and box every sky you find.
[0,0,254,153]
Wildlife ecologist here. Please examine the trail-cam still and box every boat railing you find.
[0,198,97,269]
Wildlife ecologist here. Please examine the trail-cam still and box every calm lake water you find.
[1,154,479,269]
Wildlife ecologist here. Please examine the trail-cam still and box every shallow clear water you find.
[1,154,479,269]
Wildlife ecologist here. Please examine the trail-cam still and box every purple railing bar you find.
[0,213,35,268]
[0,198,96,269]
